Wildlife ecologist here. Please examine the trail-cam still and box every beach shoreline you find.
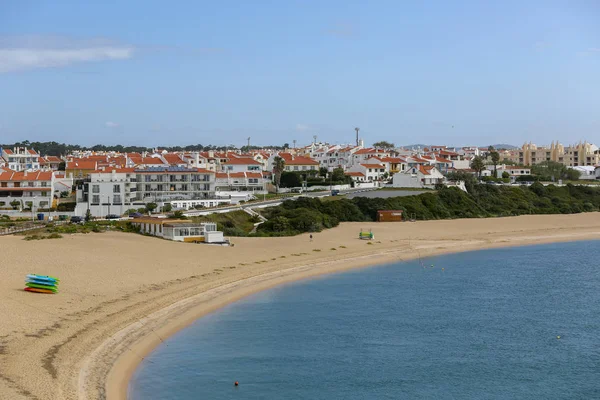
[2,214,600,399]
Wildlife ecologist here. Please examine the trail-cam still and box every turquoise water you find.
[130,242,600,399]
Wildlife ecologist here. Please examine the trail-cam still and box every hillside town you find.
[1,139,599,218]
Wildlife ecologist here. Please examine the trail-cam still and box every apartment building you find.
[0,170,54,210]
[509,142,600,167]
[76,166,216,217]
[1,147,41,172]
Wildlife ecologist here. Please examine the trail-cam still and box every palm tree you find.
[488,146,500,178]
[470,156,485,180]
[273,156,285,192]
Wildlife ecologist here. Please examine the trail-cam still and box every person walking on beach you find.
[310,234,313,242]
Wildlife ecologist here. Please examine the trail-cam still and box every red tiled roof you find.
[3,149,13,154]
[380,157,406,163]
[0,170,53,181]
[66,160,98,170]
[163,154,184,164]
[216,171,263,179]
[0,187,51,192]
[90,167,137,174]
[418,165,432,175]
[361,163,385,168]
[277,153,319,165]
[345,172,365,177]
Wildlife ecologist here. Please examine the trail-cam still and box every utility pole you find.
[355,127,360,147]
[247,137,251,152]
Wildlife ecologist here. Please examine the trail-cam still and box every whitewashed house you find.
[392,165,445,188]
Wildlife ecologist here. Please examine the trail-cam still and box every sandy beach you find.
[1,213,600,400]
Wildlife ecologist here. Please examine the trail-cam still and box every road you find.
[183,187,378,217]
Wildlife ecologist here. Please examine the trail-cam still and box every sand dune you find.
[1,213,600,399]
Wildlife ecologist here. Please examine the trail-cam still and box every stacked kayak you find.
[24,274,59,294]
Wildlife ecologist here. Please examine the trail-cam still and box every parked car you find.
[105,214,121,220]
[70,216,84,224]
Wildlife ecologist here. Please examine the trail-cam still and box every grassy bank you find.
[254,183,600,236]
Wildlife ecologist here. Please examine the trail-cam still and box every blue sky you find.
[0,0,598,148]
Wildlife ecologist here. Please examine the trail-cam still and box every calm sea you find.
[130,242,600,399]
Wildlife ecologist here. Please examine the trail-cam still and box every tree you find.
[145,202,158,213]
[162,203,172,213]
[502,171,510,179]
[331,167,346,182]
[531,161,566,182]
[170,210,187,219]
[58,161,66,171]
[372,141,395,149]
[273,156,285,192]
[470,156,486,179]
[85,209,92,222]
[564,168,581,181]
[488,146,500,178]
[319,167,328,178]
[280,172,302,188]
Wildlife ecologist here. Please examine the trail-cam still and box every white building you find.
[345,159,387,181]
[131,218,225,243]
[75,166,217,217]
[570,166,596,180]
[215,171,268,192]
[221,157,263,173]
[0,170,55,210]
[1,147,41,172]
[392,165,446,188]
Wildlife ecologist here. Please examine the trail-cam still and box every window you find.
[145,184,151,191]
[92,195,100,204]
[113,195,122,204]
[92,185,100,193]
[113,184,120,193]
[293,166,299,171]
[302,166,307,170]
[28,182,34,187]
[41,182,48,187]
[41,192,48,197]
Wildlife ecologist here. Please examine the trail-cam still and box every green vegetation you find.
[252,183,600,236]
[531,161,581,182]
[191,210,257,236]
[373,141,395,149]
[1,140,291,157]
[273,156,285,192]
[470,156,486,178]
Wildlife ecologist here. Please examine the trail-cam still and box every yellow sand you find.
[1,214,600,399]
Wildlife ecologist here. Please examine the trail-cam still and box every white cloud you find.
[589,47,600,52]
[0,35,133,73]
[105,121,119,128]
